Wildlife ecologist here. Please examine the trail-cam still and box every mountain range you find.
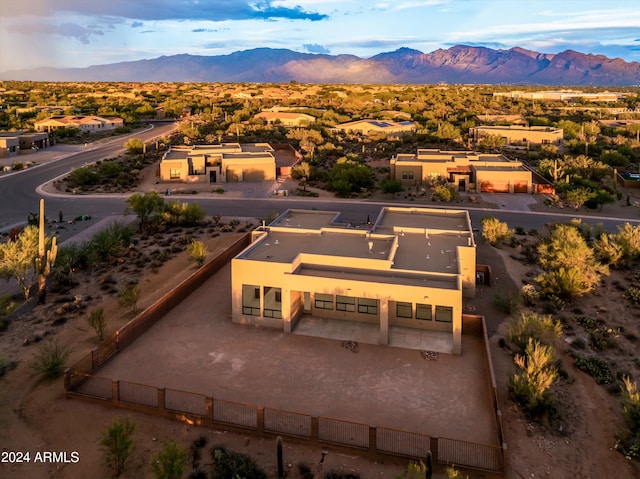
[2,45,639,86]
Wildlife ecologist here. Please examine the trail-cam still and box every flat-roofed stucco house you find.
[390,148,533,193]
[232,207,476,354]
[254,111,316,127]
[159,143,276,183]
[34,115,124,134]
[0,136,20,158]
[333,119,416,137]
[469,125,563,146]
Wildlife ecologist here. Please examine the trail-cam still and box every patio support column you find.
[453,306,462,354]
[282,289,292,333]
[379,299,389,345]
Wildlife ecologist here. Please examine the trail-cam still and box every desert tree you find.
[0,225,39,300]
[152,441,187,479]
[126,191,165,232]
[380,179,404,198]
[481,216,514,247]
[124,137,145,154]
[537,223,608,298]
[101,417,136,477]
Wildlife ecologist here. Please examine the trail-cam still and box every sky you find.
[1,0,640,72]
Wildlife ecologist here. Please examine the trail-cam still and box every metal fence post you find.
[368,426,377,454]
[112,380,119,406]
[158,388,166,413]
[257,407,265,435]
[206,397,214,424]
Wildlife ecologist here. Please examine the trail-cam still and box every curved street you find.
[1,126,639,237]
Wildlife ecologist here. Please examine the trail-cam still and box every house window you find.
[416,303,432,321]
[169,168,180,179]
[336,295,356,312]
[435,306,453,323]
[263,286,282,319]
[358,298,378,315]
[401,171,414,180]
[396,302,412,318]
[314,293,333,310]
[242,284,260,316]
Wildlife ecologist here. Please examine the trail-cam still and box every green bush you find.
[509,338,558,418]
[432,184,456,201]
[573,353,614,384]
[481,216,514,246]
[625,286,640,304]
[618,377,640,459]
[507,310,562,352]
[492,287,519,315]
[90,222,132,261]
[30,338,71,379]
[118,284,141,314]
[69,166,99,186]
[152,440,187,479]
[101,417,136,477]
[87,307,107,341]
[211,447,266,479]
[188,240,207,267]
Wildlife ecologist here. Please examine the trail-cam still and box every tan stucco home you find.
[469,125,563,146]
[390,148,532,193]
[159,143,276,183]
[34,115,124,134]
[333,119,416,137]
[231,206,477,354]
[254,111,316,127]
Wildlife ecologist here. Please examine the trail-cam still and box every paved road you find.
[0,122,177,230]
[1,127,639,236]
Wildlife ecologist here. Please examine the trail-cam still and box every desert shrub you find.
[211,446,266,479]
[324,472,361,479]
[87,307,107,341]
[509,338,558,418]
[90,222,132,261]
[507,310,562,352]
[521,284,541,307]
[432,184,456,201]
[573,353,614,384]
[30,338,71,379]
[12,162,24,170]
[625,286,640,304]
[617,376,640,459]
[298,463,314,479]
[152,440,187,479]
[124,138,145,154]
[188,240,207,267]
[492,287,519,314]
[100,417,136,477]
[118,284,141,314]
[537,223,608,298]
[98,160,124,178]
[69,166,99,186]
[445,464,468,479]
[481,216,514,246]
[0,354,17,377]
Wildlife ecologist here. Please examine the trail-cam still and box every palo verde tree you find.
[537,223,608,298]
[0,225,39,300]
[126,191,165,232]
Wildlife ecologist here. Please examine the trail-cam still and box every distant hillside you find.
[2,45,639,86]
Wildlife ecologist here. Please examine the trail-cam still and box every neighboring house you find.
[231,206,477,354]
[469,125,563,146]
[34,115,124,134]
[333,119,416,137]
[18,132,50,151]
[493,90,623,102]
[390,148,533,193]
[0,136,19,158]
[159,143,276,183]
[254,111,316,127]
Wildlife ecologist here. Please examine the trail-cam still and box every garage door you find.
[480,181,509,193]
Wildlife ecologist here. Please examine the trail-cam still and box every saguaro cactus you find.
[36,199,58,304]
[276,436,284,479]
